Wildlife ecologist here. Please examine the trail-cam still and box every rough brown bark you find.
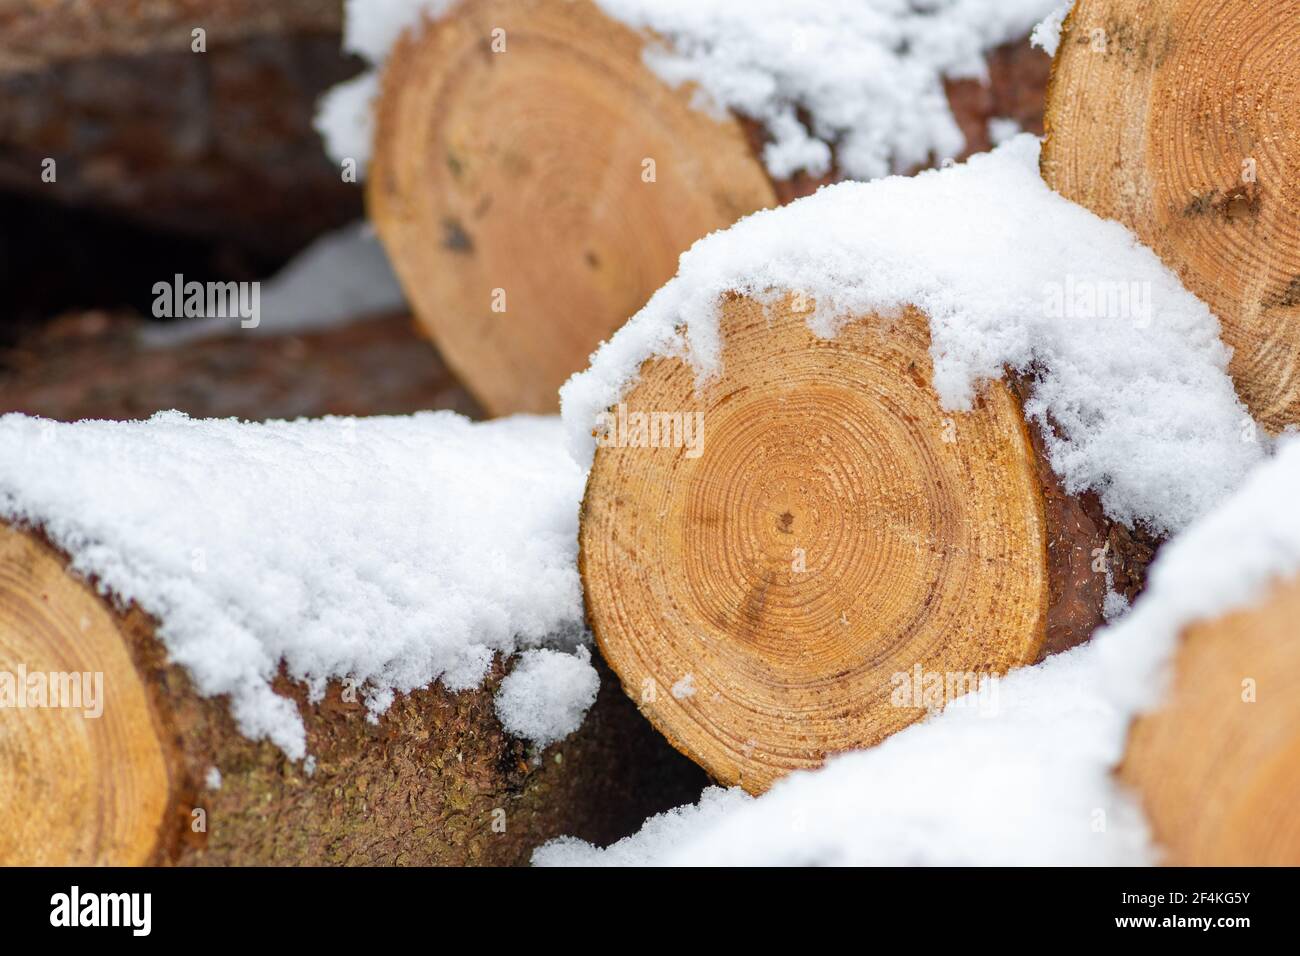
[0,0,343,73]
[0,310,480,422]
[1007,374,1157,656]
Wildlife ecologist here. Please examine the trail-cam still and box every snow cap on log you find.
[0,411,592,757]
[562,135,1261,537]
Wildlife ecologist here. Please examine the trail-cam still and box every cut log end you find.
[579,297,1080,793]
[1042,0,1300,431]
[1120,574,1300,866]
[0,525,169,865]
[369,0,777,415]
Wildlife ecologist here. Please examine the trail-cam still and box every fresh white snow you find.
[317,1,458,173]
[316,71,381,173]
[987,116,1023,145]
[537,438,1300,865]
[592,0,1062,180]
[319,0,1063,180]
[1030,2,1075,57]
[561,136,1264,537]
[536,643,1154,865]
[494,646,601,746]
[1095,437,1300,719]
[0,411,594,757]
[670,674,696,700]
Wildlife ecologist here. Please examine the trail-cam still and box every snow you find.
[537,643,1153,865]
[987,116,1022,145]
[537,439,1300,865]
[317,2,458,172]
[561,136,1263,537]
[315,72,380,174]
[321,0,1061,181]
[494,646,600,746]
[594,0,1061,181]
[1102,587,1130,623]
[535,786,746,867]
[1030,2,1074,56]
[141,222,407,345]
[0,411,592,758]
[1095,436,1300,718]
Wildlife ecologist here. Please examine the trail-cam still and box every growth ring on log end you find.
[579,298,1051,793]
[1042,0,1300,430]
[0,525,169,865]
[369,0,777,415]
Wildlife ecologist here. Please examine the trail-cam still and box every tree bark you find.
[0,2,361,259]
[578,296,1155,794]
[0,311,480,422]
[0,0,343,73]
[369,0,1051,415]
[1041,0,1300,432]
[0,522,707,865]
[1119,574,1300,865]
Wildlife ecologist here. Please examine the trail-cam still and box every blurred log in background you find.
[0,0,361,339]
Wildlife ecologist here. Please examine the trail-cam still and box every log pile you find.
[578,0,1300,857]
[1041,0,1300,864]
[5,0,1297,868]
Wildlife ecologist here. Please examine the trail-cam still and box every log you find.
[579,296,1154,794]
[0,522,706,864]
[0,4,361,258]
[1120,575,1300,865]
[1041,0,1300,431]
[0,0,342,73]
[369,0,773,416]
[0,310,480,422]
[368,0,1051,415]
